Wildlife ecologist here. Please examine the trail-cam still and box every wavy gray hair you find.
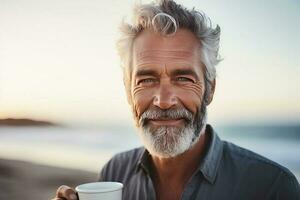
[117,0,221,104]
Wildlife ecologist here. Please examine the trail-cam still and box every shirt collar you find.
[137,124,223,184]
[137,148,151,174]
[199,124,223,184]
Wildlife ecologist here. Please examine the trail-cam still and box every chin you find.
[138,125,200,158]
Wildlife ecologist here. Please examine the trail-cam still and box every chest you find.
[155,183,183,200]
[123,171,203,200]
[121,171,271,200]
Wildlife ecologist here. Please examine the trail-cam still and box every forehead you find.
[132,29,201,64]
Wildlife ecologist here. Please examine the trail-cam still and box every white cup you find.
[75,182,123,200]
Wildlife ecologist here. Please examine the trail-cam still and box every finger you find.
[56,185,78,200]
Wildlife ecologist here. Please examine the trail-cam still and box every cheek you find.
[131,84,205,117]
[177,84,204,113]
[131,87,154,118]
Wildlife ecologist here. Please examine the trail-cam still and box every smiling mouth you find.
[148,118,185,126]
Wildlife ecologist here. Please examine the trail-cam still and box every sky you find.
[0,0,299,126]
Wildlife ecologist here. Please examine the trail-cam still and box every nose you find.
[153,83,178,110]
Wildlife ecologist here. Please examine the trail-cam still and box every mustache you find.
[139,106,194,126]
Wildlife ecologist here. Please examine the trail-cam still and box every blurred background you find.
[0,0,299,199]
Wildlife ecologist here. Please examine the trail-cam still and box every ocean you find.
[0,125,299,180]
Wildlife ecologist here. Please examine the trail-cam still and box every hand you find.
[51,185,78,200]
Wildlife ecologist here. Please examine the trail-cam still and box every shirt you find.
[98,124,300,200]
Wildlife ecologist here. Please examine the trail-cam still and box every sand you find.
[0,158,97,200]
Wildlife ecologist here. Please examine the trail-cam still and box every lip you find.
[149,118,185,126]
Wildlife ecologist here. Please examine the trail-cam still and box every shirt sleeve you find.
[97,153,125,182]
[271,171,300,200]
[98,158,115,182]
[98,161,108,181]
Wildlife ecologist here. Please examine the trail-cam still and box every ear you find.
[206,79,216,105]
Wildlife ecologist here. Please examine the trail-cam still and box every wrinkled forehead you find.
[132,29,201,64]
[135,50,194,63]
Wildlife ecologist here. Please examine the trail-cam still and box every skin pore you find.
[129,29,215,200]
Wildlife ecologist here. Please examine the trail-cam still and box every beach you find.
[0,125,299,199]
[0,158,97,200]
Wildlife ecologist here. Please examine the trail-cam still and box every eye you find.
[176,77,194,83]
[137,78,157,85]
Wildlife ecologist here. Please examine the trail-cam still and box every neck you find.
[150,127,209,186]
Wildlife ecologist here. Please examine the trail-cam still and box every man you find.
[52,0,300,200]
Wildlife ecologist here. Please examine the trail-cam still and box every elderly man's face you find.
[130,29,207,158]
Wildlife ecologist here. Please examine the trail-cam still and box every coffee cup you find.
[75,182,123,200]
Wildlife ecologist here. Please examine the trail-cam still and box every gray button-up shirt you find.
[99,125,300,200]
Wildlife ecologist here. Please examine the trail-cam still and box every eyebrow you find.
[135,69,159,77]
[134,68,199,80]
[170,69,199,80]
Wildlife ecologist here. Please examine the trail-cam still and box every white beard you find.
[138,124,203,158]
[136,103,207,158]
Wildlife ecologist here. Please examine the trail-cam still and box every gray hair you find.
[117,0,221,104]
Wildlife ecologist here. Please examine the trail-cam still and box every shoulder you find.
[221,141,300,198]
[222,141,294,176]
[110,147,145,164]
[98,147,145,182]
